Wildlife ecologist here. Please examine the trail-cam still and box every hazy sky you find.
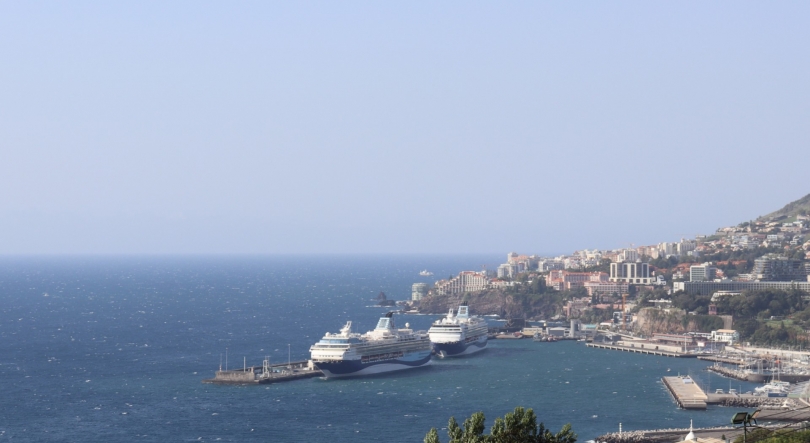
[1,2,808,255]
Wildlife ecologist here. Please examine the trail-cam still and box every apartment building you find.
[674,280,810,295]
[411,283,429,301]
[545,270,608,291]
[690,264,717,282]
[609,262,653,284]
[433,271,491,296]
[752,255,807,281]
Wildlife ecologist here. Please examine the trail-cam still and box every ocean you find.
[0,255,758,442]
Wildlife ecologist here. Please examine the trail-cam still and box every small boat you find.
[419,270,434,276]
[495,332,522,339]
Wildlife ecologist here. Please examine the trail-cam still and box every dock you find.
[202,359,323,385]
[587,342,698,358]
[697,355,746,365]
[662,376,708,409]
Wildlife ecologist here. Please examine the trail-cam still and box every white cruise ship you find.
[309,312,433,378]
[427,303,488,357]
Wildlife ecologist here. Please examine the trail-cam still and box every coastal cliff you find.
[417,289,565,319]
[634,307,724,335]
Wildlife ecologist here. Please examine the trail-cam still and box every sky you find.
[1,2,808,255]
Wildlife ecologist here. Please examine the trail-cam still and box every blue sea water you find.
[0,255,758,442]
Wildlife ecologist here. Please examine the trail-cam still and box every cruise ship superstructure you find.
[309,312,433,378]
[428,303,488,357]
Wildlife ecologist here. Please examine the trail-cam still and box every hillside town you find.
[412,199,810,348]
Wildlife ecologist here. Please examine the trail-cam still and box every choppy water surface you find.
[0,256,757,442]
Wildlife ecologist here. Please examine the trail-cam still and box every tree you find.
[424,407,576,443]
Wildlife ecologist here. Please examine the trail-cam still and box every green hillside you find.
[757,193,810,221]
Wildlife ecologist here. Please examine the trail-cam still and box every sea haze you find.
[0,255,756,442]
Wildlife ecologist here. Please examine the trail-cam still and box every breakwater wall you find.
[595,427,739,443]
[706,365,765,382]
[706,365,810,383]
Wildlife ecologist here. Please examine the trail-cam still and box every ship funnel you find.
[457,305,469,318]
[376,314,395,330]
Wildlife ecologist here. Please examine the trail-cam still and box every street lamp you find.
[731,411,759,443]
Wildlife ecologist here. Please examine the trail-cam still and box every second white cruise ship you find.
[309,312,433,378]
[427,303,488,357]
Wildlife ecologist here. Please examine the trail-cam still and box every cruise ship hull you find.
[432,335,488,357]
[315,351,432,378]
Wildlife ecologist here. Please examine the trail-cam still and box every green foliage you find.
[649,255,679,270]
[709,289,810,345]
[507,274,547,296]
[672,293,712,314]
[426,407,577,443]
[686,314,725,332]
[733,428,810,443]
[579,307,613,324]
[714,289,807,320]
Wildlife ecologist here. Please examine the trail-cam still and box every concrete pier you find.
[203,359,323,385]
[662,376,708,409]
[587,343,697,358]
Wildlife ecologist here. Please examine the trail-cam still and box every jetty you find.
[706,364,810,383]
[697,355,746,365]
[587,343,697,358]
[661,376,707,409]
[203,359,322,385]
[705,392,798,409]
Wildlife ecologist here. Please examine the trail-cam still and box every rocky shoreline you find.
[416,289,564,319]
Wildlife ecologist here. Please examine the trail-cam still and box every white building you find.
[689,264,716,282]
[618,249,639,262]
[609,262,653,284]
[710,329,740,345]
[411,283,429,301]
[433,271,491,296]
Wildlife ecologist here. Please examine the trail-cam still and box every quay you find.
[697,355,745,365]
[661,376,707,409]
[203,359,322,385]
[587,342,697,358]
